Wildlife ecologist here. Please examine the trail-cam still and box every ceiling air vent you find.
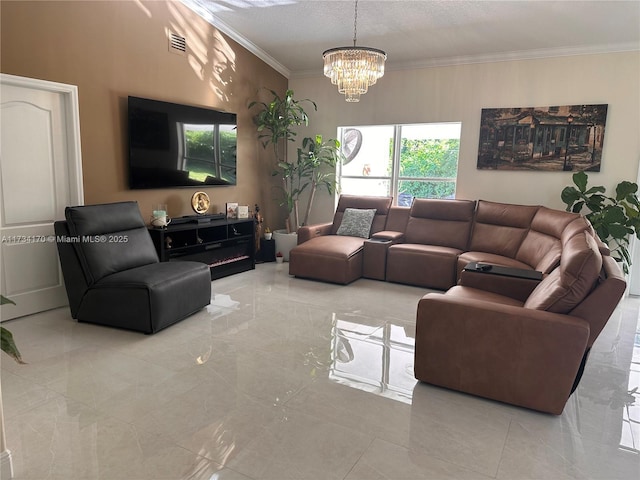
[169,32,186,56]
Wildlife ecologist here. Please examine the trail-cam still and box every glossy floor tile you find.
[1,263,639,479]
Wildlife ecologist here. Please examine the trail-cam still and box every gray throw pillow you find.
[336,208,376,238]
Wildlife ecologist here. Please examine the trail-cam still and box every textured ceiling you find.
[183,0,640,77]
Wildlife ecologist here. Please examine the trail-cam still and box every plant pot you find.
[264,232,272,240]
[276,256,284,264]
[273,229,298,262]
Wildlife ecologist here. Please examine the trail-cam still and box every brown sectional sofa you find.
[289,195,627,414]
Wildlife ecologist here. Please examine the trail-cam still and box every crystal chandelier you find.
[322,0,386,102]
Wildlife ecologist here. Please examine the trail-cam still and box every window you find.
[338,123,461,206]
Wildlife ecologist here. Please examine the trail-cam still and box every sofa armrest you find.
[371,230,405,243]
[54,221,89,318]
[297,222,333,244]
[363,238,392,280]
[415,293,590,414]
[363,231,404,281]
[459,262,543,302]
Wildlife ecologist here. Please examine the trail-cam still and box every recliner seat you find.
[55,201,211,333]
[386,199,476,289]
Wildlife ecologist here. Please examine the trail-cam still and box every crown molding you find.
[181,0,291,79]
[391,41,640,72]
[292,42,640,78]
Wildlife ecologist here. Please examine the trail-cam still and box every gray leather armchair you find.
[54,201,211,333]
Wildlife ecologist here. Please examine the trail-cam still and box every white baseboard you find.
[0,449,13,479]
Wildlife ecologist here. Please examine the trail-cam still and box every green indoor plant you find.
[295,134,343,228]
[561,171,640,274]
[249,89,315,233]
[1,295,24,364]
[249,89,342,232]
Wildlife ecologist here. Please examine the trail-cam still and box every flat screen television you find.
[127,96,237,189]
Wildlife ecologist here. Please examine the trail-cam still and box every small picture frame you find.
[237,205,249,219]
[226,202,238,219]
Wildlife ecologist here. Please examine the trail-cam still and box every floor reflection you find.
[328,313,417,404]
[206,293,240,318]
[620,309,640,453]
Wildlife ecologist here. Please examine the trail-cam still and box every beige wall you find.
[3,2,638,229]
[291,51,640,224]
[1,0,288,228]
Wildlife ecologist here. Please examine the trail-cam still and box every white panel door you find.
[0,75,83,320]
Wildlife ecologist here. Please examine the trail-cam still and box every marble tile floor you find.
[1,263,639,480]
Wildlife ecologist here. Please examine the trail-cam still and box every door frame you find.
[0,73,84,207]
[0,74,84,318]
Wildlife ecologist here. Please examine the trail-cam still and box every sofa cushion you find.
[561,217,612,256]
[524,232,602,314]
[405,199,475,250]
[387,243,462,289]
[444,285,525,308]
[516,207,579,273]
[516,228,562,273]
[469,200,538,258]
[288,235,367,284]
[291,235,366,259]
[88,261,211,333]
[385,206,411,232]
[65,202,159,284]
[561,217,594,242]
[336,208,376,238]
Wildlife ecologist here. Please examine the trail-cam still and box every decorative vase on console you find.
[150,204,170,227]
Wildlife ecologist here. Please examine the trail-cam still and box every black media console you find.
[170,213,226,225]
[148,217,255,280]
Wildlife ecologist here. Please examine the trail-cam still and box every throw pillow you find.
[336,208,376,238]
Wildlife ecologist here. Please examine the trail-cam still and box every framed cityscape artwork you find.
[477,104,608,171]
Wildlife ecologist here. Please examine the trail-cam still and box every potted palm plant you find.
[561,171,640,274]
[249,89,343,259]
[249,89,315,234]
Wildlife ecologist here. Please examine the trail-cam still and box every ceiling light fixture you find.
[322,0,386,102]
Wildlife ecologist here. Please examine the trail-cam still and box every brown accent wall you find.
[1,0,287,227]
